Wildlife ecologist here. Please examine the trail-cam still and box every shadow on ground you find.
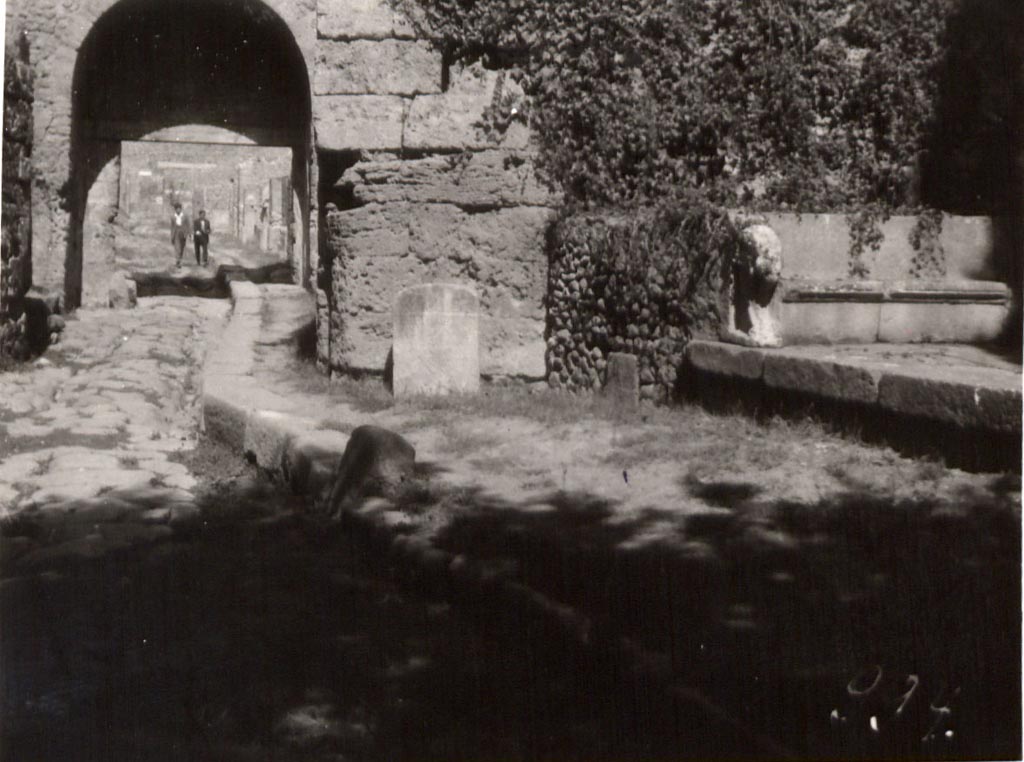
[413,471,1022,761]
[2,443,1018,761]
[1,455,773,762]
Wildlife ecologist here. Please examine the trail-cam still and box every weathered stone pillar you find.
[392,283,479,397]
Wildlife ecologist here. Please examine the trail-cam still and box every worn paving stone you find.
[0,485,19,511]
[0,298,229,516]
[0,452,44,483]
[48,451,123,471]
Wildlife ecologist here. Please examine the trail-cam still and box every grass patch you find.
[328,374,393,413]
[389,385,636,430]
[435,424,501,458]
[318,419,355,435]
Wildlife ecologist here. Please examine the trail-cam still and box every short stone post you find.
[393,283,480,397]
[602,352,639,414]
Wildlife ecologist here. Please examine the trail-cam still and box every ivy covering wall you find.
[395,0,1023,389]
[397,0,1022,218]
[546,202,742,399]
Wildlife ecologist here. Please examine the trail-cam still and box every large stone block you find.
[685,340,765,380]
[876,371,1020,431]
[327,425,416,514]
[340,312,393,371]
[409,204,552,269]
[313,95,406,151]
[878,302,1009,343]
[317,0,417,40]
[314,39,441,95]
[779,301,881,344]
[603,353,640,412]
[107,272,137,309]
[316,287,331,365]
[327,203,411,259]
[404,94,530,151]
[479,316,545,378]
[763,353,880,404]
[339,150,554,208]
[393,283,479,396]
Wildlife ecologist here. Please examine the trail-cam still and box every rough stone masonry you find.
[4,0,558,380]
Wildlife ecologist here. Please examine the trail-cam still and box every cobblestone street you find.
[0,298,229,513]
[0,297,715,762]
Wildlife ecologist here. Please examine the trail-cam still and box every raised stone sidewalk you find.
[684,340,1021,432]
[681,339,1021,471]
[196,282,1020,758]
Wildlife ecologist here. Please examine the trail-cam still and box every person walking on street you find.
[170,203,190,268]
[193,209,212,266]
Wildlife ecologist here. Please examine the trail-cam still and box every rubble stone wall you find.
[547,209,739,403]
[1,31,34,358]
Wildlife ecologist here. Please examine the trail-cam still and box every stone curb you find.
[684,339,1022,436]
[201,283,794,758]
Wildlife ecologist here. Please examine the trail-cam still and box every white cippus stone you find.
[393,283,480,397]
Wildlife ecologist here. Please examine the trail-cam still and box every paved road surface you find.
[0,298,712,761]
[0,298,229,512]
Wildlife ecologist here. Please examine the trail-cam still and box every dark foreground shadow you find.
[420,474,1022,761]
[1,473,781,762]
[1,459,1018,761]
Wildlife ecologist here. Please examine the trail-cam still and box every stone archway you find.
[67,0,313,307]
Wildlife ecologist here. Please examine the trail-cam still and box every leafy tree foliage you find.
[395,0,1022,219]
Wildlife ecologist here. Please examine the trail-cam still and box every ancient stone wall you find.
[1,31,34,358]
[4,0,317,306]
[7,0,557,377]
[319,61,557,379]
[547,209,739,403]
[81,152,119,306]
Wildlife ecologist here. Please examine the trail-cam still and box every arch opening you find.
[68,0,312,307]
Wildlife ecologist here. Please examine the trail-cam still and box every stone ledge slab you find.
[763,354,880,404]
[779,302,881,344]
[878,302,1009,344]
[877,372,1021,432]
[685,340,765,380]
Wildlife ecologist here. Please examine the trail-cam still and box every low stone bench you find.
[777,278,1011,344]
[719,220,1013,347]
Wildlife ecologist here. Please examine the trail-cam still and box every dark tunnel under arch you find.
[67,0,313,308]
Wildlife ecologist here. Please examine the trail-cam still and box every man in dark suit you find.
[170,203,190,268]
[193,209,212,266]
